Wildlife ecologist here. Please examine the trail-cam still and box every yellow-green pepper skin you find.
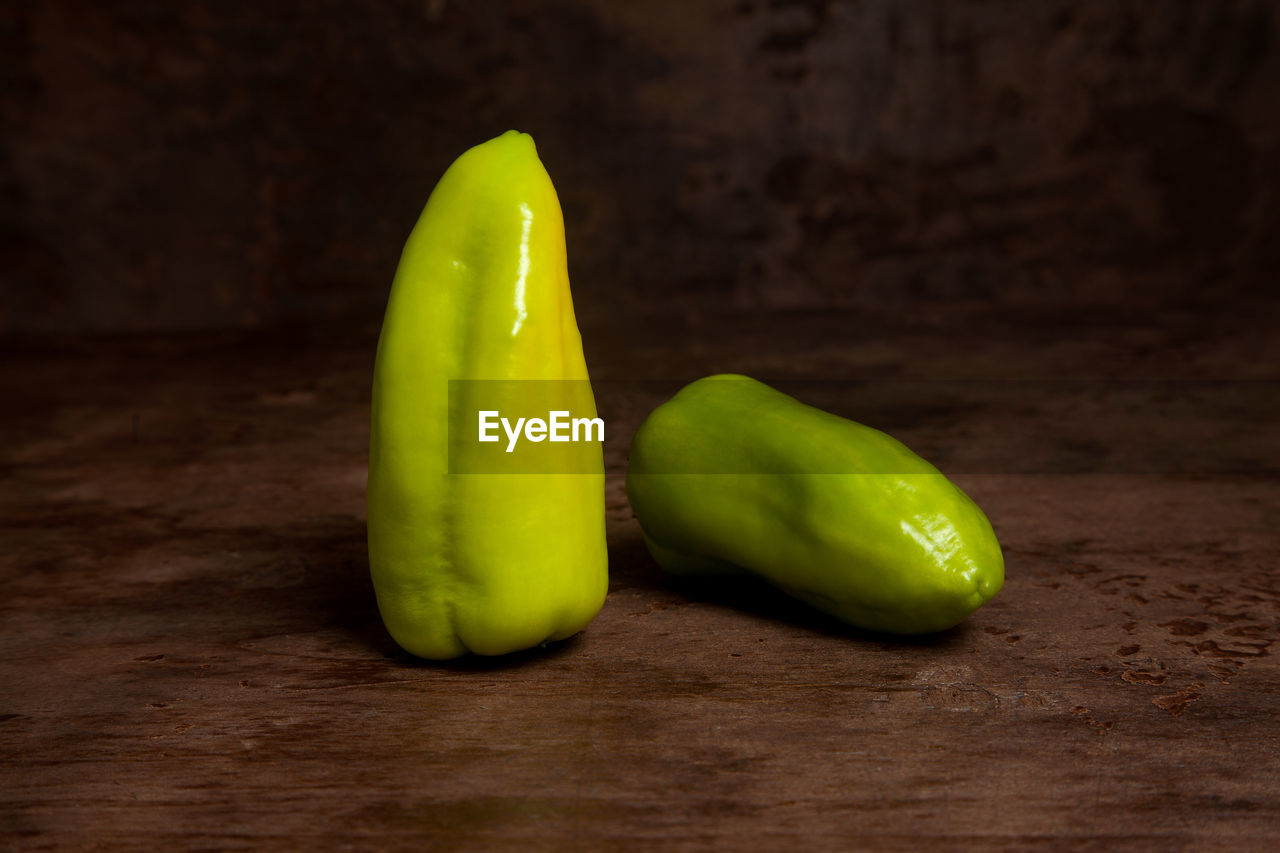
[625,375,1003,634]
[367,131,606,659]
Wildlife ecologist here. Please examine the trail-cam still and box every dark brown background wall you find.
[4,0,1278,335]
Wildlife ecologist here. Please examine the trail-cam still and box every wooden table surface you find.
[3,306,1278,850]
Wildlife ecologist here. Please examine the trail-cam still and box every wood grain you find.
[2,307,1278,850]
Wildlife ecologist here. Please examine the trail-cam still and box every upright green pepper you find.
[626,375,1003,634]
[368,131,607,659]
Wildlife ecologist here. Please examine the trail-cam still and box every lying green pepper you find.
[625,375,1003,634]
[367,131,607,659]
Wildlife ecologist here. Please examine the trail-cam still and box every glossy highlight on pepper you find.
[367,131,607,659]
[625,375,1004,634]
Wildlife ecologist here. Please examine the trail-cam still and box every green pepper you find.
[367,131,607,659]
[625,375,1003,634]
